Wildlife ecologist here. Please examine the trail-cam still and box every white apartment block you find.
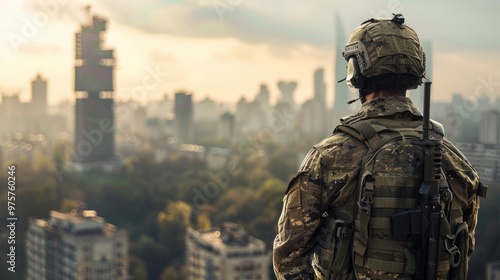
[186,222,270,280]
[26,209,128,280]
[480,110,500,145]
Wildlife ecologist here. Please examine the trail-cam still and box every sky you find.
[1,0,499,107]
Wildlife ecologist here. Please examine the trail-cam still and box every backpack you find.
[312,116,471,280]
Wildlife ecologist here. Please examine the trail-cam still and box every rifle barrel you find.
[422,81,432,139]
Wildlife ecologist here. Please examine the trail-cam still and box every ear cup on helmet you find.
[346,57,366,89]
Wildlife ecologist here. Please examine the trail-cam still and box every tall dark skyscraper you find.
[175,92,194,144]
[31,74,47,118]
[73,11,118,170]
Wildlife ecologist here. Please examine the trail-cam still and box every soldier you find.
[273,14,487,280]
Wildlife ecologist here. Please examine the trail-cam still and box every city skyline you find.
[1,1,500,107]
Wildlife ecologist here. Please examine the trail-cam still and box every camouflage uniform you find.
[273,96,482,280]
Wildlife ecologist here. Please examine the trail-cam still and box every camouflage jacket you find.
[273,96,482,280]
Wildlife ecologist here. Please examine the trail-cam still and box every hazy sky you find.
[1,0,499,106]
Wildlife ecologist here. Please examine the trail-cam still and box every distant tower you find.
[217,112,235,143]
[479,110,500,144]
[26,209,129,280]
[313,68,328,134]
[277,81,297,111]
[314,68,326,105]
[1,93,23,132]
[174,92,194,144]
[409,40,433,111]
[73,9,118,170]
[31,74,47,118]
[333,13,350,113]
[255,84,271,119]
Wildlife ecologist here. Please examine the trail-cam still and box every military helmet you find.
[343,14,426,95]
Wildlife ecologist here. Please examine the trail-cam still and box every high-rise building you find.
[314,68,326,105]
[31,74,48,118]
[217,112,235,143]
[313,68,328,134]
[277,81,297,112]
[73,11,118,170]
[455,142,500,184]
[255,84,271,122]
[26,209,128,280]
[185,222,270,280]
[175,91,194,143]
[194,97,220,122]
[299,99,315,134]
[479,110,500,144]
[0,93,24,133]
[333,13,349,113]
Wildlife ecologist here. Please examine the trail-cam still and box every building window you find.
[76,91,88,99]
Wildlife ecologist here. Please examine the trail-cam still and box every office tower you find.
[313,68,328,134]
[218,112,235,143]
[194,97,219,122]
[299,99,315,134]
[235,97,250,130]
[333,13,349,114]
[255,84,271,121]
[235,97,262,136]
[73,11,117,170]
[0,93,23,133]
[185,222,270,280]
[26,209,128,280]
[277,81,297,112]
[175,92,194,143]
[31,74,47,118]
[314,68,326,105]
[479,110,500,144]
[147,94,173,120]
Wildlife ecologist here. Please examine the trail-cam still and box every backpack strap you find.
[336,118,457,277]
[336,119,445,149]
[335,121,387,150]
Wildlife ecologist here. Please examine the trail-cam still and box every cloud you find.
[93,0,500,54]
[20,0,90,25]
[18,43,63,54]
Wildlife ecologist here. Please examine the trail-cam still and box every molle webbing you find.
[337,119,453,277]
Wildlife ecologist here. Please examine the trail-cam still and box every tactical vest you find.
[312,117,473,280]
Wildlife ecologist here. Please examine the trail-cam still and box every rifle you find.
[391,81,443,279]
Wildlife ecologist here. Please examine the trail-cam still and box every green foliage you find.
[130,235,170,280]
[128,255,149,280]
[267,147,299,182]
[160,265,186,280]
[8,142,497,280]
